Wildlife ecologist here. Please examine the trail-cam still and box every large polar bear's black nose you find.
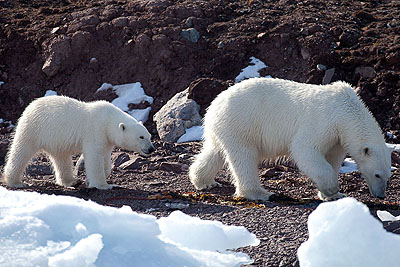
[147,146,155,154]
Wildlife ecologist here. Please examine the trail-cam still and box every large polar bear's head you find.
[355,143,392,199]
[114,120,155,157]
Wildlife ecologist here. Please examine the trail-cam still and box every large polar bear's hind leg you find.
[224,144,274,201]
[49,154,76,187]
[3,134,38,188]
[189,140,225,190]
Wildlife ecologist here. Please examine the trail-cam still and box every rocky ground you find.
[1,0,400,266]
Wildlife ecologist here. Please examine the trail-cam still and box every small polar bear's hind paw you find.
[318,191,347,201]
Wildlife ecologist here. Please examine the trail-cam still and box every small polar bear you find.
[189,78,392,201]
[2,95,155,189]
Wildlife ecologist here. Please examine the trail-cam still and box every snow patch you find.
[44,90,57,97]
[235,57,268,83]
[377,210,400,222]
[177,126,204,143]
[97,82,154,122]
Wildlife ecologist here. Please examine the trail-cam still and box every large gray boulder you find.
[153,88,202,142]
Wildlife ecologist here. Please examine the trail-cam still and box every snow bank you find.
[298,198,400,267]
[235,57,268,83]
[0,187,258,267]
[97,82,153,122]
[177,126,204,143]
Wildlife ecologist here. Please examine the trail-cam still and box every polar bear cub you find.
[3,95,155,189]
[189,78,392,201]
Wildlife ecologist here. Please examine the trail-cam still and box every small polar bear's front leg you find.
[83,146,118,189]
[104,147,113,178]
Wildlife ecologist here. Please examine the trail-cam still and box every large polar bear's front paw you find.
[318,191,347,201]
[89,183,119,190]
[235,188,275,201]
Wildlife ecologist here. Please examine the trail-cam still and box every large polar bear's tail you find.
[189,141,225,190]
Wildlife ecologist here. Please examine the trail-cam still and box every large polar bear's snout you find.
[140,142,155,157]
[364,175,387,199]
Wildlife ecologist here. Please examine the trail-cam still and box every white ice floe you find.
[298,197,400,267]
[0,186,258,267]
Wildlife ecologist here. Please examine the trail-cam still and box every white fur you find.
[3,95,154,189]
[189,78,392,201]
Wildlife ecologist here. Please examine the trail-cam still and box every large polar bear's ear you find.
[119,123,126,131]
[138,121,143,125]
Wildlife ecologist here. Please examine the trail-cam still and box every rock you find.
[355,66,375,79]
[316,64,327,71]
[42,35,72,77]
[159,162,183,173]
[261,168,279,178]
[112,152,130,168]
[187,78,229,116]
[42,55,62,77]
[112,17,129,28]
[184,17,194,28]
[300,48,310,60]
[386,51,400,66]
[322,67,335,85]
[119,155,144,170]
[153,88,202,142]
[71,31,94,56]
[339,30,360,48]
[180,28,200,43]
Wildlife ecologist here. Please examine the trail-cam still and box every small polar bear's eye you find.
[139,136,144,139]
[375,174,381,179]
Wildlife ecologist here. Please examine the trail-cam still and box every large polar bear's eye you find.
[139,136,144,139]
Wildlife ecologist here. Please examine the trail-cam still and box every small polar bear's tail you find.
[189,144,225,190]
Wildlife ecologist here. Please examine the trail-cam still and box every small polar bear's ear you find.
[119,123,126,131]
[138,121,143,125]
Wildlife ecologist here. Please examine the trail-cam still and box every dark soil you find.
[1,0,400,266]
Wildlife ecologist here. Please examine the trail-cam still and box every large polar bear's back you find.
[204,78,355,158]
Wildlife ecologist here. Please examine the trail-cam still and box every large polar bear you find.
[189,78,392,201]
[3,95,155,189]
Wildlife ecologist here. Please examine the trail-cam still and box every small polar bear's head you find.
[115,121,155,157]
[355,144,392,199]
